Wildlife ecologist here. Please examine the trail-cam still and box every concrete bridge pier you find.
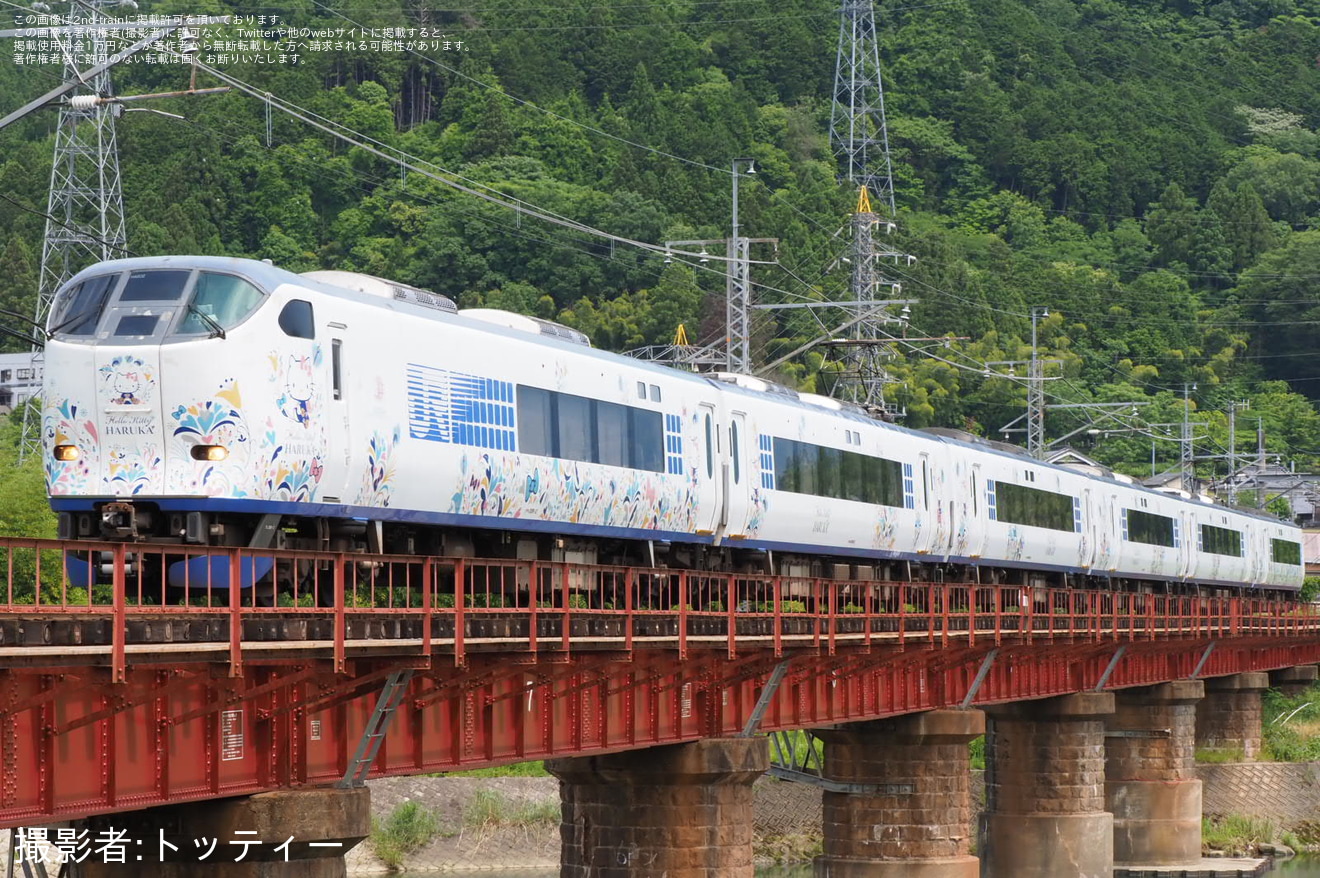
[1270,664,1318,697]
[80,787,370,877]
[1195,672,1269,761]
[546,737,768,877]
[979,692,1115,878]
[813,709,984,878]
[1106,680,1204,867]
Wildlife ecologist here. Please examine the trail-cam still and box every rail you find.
[0,538,1315,679]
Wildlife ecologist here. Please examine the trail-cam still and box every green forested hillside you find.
[5,0,1320,482]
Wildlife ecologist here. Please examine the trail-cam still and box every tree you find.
[1145,183,1199,269]
[1241,231,1320,387]
[0,237,37,352]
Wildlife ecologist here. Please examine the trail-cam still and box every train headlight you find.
[53,444,80,461]
[191,444,229,462]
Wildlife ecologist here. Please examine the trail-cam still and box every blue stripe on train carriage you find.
[64,551,97,587]
[167,555,275,589]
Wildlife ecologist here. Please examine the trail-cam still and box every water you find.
[1281,857,1320,875]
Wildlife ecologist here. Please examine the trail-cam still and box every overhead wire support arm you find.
[0,20,217,134]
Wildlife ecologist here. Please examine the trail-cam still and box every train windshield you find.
[50,274,117,337]
[175,272,265,336]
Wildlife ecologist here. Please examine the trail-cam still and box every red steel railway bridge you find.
[1,536,1319,876]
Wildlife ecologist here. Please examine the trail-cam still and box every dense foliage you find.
[6,0,1320,484]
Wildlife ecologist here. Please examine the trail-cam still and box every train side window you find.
[331,339,343,400]
[730,421,741,485]
[558,394,593,462]
[278,300,315,339]
[636,381,646,399]
[704,414,713,478]
[517,386,554,456]
[630,409,663,472]
[921,460,929,509]
[596,401,628,467]
[818,447,841,499]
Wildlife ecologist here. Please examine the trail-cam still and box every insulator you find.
[69,95,102,110]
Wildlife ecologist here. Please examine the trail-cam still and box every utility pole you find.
[988,307,1061,459]
[727,157,755,374]
[1181,383,1197,490]
[1256,418,1267,509]
[1027,306,1048,459]
[1225,400,1249,505]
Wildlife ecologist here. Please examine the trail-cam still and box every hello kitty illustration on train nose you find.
[99,356,156,407]
[277,355,315,425]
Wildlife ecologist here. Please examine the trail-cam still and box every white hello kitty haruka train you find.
[41,255,1303,594]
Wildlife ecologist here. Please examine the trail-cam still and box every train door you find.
[1248,524,1266,586]
[323,328,352,503]
[915,451,934,555]
[1097,493,1119,573]
[696,402,723,538]
[718,410,751,541]
[1178,509,1195,581]
[1081,487,1097,570]
[967,463,987,561]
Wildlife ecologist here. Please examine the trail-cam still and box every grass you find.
[443,760,550,778]
[462,789,560,830]
[371,801,442,870]
[1263,683,1320,762]
[1195,747,1247,764]
[1202,814,1277,856]
[969,735,985,770]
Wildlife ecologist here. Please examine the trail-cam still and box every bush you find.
[371,801,440,869]
[462,789,558,829]
[1202,814,1276,855]
[969,735,985,770]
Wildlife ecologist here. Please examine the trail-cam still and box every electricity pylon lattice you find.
[826,0,913,418]
[21,0,129,458]
[830,0,895,214]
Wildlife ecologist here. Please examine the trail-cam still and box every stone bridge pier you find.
[546,737,768,877]
[979,692,1115,878]
[1270,664,1318,697]
[813,709,984,877]
[1106,680,1204,867]
[80,787,371,877]
[1195,672,1269,761]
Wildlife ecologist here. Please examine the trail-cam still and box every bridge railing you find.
[0,538,1314,676]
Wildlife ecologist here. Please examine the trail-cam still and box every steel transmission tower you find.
[38,2,130,310]
[830,0,895,214]
[20,0,131,457]
[828,0,910,417]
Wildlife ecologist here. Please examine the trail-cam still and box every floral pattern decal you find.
[449,453,701,532]
[169,379,250,496]
[357,428,400,507]
[45,399,97,495]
